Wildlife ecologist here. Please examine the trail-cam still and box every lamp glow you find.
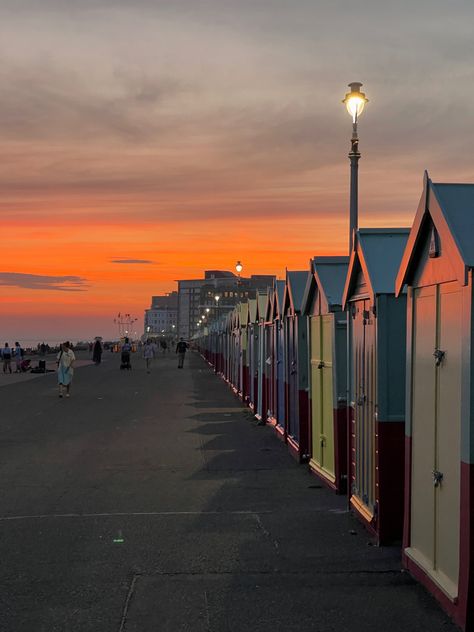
[235,261,243,274]
[343,82,368,123]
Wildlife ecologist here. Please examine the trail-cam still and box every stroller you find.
[20,359,31,372]
[120,350,131,370]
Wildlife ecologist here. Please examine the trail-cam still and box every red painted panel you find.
[298,388,310,460]
[334,406,349,495]
[376,420,405,544]
[403,435,412,551]
[458,461,474,631]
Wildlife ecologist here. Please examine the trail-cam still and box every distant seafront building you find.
[144,292,178,336]
[177,271,275,339]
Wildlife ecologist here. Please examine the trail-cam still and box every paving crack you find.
[118,574,139,632]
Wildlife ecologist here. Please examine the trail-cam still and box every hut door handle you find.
[433,470,444,487]
[318,361,325,369]
[433,349,445,366]
[320,435,326,447]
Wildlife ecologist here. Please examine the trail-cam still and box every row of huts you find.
[194,173,474,632]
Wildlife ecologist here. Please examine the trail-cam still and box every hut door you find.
[352,299,376,515]
[288,317,299,440]
[277,322,286,426]
[257,325,264,418]
[311,315,335,480]
[409,283,461,598]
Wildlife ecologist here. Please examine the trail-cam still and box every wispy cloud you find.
[110,259,156,264]
[0,273,89,291]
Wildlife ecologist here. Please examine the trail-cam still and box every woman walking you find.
[57,341,75,398]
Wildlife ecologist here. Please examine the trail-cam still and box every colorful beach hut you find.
[342,227,409,543]
[303,256,349,493]
[396,173,474,630]
[282,271,311,461]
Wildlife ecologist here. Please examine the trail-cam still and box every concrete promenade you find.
[0,351,459,631]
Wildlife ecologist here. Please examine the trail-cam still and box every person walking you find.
[14,342,23,373]
[57,341,75,398]
[176,337,188,369]
[2,343,12,374]
[92,338,103,364]
[143,339,155,373]
[120,337,132,370]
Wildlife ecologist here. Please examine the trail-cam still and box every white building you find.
[144,293,178,336]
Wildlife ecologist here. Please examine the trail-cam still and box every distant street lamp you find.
[235,260,243,286]
[343,82,368,253]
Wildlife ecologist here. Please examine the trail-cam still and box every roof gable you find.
[343,228,409,307]
[396,172,474,294]
[284,271,310,315]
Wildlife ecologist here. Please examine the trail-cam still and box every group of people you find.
[1,342,24,374]
[118,337,189,373]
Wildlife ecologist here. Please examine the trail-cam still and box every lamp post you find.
[235,261,243,286]
[343,82,368,254]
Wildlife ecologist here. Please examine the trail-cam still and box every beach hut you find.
[263,289,275,423]
[395,173,474,630]
[303,256,349,493]
[267,280,287,430]
[247,298,259,412]
[255,291,268,421]
[239,302,249,401]
[282,271,311,461]
[342,227,409,543]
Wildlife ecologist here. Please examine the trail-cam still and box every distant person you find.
[120,337,132,370]
[57,341,75,398]
[176,337,188,369]
[14,342,23,373]
[160,338,167,354]
[92,339,103,364]
[2,343,12,374]
[143,339,155,373]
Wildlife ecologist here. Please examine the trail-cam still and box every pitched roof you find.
[284,271,310,314]
[396,172,474,293]
[313,256,349,310]
[342,228,410,307]
[273,280,286,318]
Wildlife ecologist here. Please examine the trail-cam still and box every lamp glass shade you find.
[343,83,368,123]
[235,261,243,273]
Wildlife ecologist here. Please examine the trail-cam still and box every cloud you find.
[111,259,156,264]
[0,273,89,292]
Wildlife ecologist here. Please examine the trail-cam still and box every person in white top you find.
[56,341,76,398]
[143,339,156,374]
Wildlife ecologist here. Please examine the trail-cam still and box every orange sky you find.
[1,1,473,342]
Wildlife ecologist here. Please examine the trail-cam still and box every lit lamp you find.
[342,82,368,253]
[235,260,243,286]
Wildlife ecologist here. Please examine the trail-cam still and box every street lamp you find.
[343,81,368,253]
[235,260,243,286]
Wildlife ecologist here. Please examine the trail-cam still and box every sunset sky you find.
[1,0,473,342]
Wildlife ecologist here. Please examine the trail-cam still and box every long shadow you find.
[137,354,459,632]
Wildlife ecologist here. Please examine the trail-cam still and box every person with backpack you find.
[14,342,23,373]
[176,337,189,369]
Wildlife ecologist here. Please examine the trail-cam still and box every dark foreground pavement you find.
[0,351,459,632]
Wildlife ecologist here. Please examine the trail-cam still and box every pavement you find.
[0,351,460,631]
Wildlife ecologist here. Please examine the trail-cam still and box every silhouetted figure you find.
[176,338,188,369]
[92,339,103,364]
